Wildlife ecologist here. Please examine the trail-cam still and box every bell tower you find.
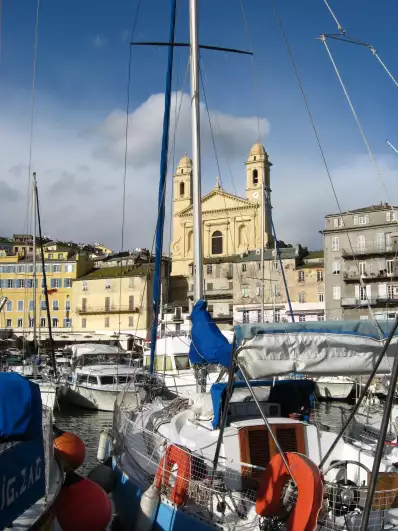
[245,142,271,202]
[173,154,192,213]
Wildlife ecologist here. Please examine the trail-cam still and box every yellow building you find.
[171,142,272,276]
[71,264,166,339]
[0,243,93,336]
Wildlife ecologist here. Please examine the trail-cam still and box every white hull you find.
[162,370,224,398]
[314,377,354,399]
[64,385,142,412]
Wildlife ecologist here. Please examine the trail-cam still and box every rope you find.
[269,0,382,333]
[322,0,345,34]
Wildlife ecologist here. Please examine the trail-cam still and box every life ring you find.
[154,445,191,505]
[256,452,323,531]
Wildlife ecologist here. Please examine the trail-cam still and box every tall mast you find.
[261,180,265,321]
[189,0,204,302]
[32,175,38,356]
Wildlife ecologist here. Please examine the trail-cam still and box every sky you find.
[0,0,397,253]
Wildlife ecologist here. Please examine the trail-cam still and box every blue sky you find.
[0,0,397,251]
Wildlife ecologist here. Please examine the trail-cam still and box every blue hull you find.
[112,462,218,531]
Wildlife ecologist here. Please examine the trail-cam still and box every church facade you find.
[171,142,273,277]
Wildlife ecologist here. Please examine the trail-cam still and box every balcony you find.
[342,243,396,258]
[75,304,139,314]
[341,298,378,307]
[343,269,398,282]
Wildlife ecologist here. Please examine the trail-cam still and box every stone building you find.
[323,204,398,320]
[171,142,272,277]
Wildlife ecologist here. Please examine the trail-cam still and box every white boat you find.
[314,376,355,399]
[142,336,228,398]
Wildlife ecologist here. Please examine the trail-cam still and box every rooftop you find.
[305,250,324,259]
[78,264,154,280]
[326,203,398,217]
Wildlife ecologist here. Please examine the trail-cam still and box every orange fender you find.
[155,445,191,505]
[256,452,323,531]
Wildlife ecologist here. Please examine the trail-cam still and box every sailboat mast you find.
[261,180,265,321]
[189,0,204,302]
[32,175,38,355]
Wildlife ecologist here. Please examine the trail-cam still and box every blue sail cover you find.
[0,373,43,441]
[189,299,232,366]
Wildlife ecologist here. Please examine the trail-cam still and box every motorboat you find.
[313,376,355,400]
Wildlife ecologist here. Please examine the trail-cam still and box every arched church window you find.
[181,169,183,174]
[212,231,223,255]
[187,231,193,253]
[238,225,246,247]
[179,182,185,197]
[253,169,258,185]
[254,156,256,161]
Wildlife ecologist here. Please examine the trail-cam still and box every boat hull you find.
[63,386,141,412]
[314,379,354,400]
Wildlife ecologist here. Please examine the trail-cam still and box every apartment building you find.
[0,242,93,336]
[324,203,398,320]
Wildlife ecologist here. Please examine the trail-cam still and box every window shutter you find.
[354,216,358,225]
[355,285,360,298]
[366,285,372,299]
[378,283,387,298]
[334,218,338,228]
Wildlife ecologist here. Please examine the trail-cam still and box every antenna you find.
[387,140,398,155]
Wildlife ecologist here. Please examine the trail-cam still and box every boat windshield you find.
[76,353,130,367]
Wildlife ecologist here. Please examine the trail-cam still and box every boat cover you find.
[210,379,315,429]
[189,299,232,366]
[0,373,43,441]
[70,343,121,359]
[235,320,398,378]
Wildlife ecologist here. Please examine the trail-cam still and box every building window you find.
[387,210,396,222]
[211,231,223,255]
[207,264,213,275]
[17,300,24,312]
[17,265,25,273]
[6,319,12,328]
[298,270,305,283]
[40,318,46,328]
[243,310,249,323]
[354,215,370,225]
[29,300,34,311]
[17,318,23,328]
[317,270,324,282]
[333,217,343,228]
[82,318,87,328]
[272,261,279,271]
[299,291,306,303]
[187,230,193,253]
[252,169,258,185]
[52,300,59,311]
[274,284,281,297]
[65,300,71,311]
[128,316,134,327]
[357,235,366,252]
[52,318,59,328]
[48,253,54,259]
[179,182,185,197]
[241,286,249,298]
[387,259,394,276]
[275,309,280,323]
[29,317,34,327]
[58,253,63,259]
[318,293,324,302]
[318,315,325,321]
[64,278,73,288]
[65,264,75,273]
[40,301,47,310]
[257,310,262,323]
[242,264,247,272]
[6,300,12,312]
[333,261,340,275]
[387,284,396,299]
[359,261,366,275]
[63,318,72,327]
[82,280,88,291]
[105,317,110,328]
[129,295,135,310]
[359,285,367,301]
[333,286,341,300]
[51,278,62,289]
[52,264,61,273]
[238,224,246,247]
[331,236,339,252]
[299,315,306,322]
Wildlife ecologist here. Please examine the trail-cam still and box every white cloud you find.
[92,35,107,48]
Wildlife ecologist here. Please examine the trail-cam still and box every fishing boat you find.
[0,373,63,531]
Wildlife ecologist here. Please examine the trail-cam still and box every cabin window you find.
[212,231,223,255]
[252,169,258,185]
[87,376,98,385]
[101,376,115,385]
[179,182,185,197]
[77,374,87,384]
[175,355,190,370]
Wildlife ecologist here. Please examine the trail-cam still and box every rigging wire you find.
[117,0,142,342]
[268,0,382,333]
[322,0,345,34]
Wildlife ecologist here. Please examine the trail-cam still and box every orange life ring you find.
[155,445,191,505]
[256,452,323,531]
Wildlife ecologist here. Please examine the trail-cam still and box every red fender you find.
[155,445,191,505]
[256,452,323,531]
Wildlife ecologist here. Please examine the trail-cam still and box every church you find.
[171,142,273,276]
